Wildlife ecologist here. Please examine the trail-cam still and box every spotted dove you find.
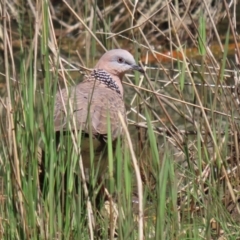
[53,49,143,173]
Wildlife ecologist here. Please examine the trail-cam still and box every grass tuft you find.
[1,0,240,239]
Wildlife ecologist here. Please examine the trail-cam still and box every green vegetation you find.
[0,0,240,239]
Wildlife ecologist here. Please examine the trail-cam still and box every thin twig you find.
[118,112,144,240]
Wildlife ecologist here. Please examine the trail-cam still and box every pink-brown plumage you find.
[54,49,143,172]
